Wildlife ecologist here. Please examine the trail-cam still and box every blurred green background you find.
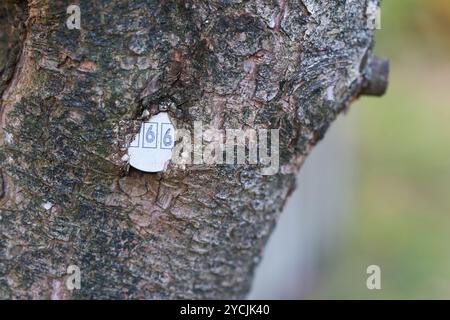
[309,0,450,299]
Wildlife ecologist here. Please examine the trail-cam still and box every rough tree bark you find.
[0,0,387,299]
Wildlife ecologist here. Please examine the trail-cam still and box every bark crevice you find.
[0,0,28,100]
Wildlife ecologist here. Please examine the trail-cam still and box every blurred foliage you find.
[377,0,450,60]
[310,1,450,299]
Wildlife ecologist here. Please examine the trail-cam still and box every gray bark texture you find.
[0,0,383,299]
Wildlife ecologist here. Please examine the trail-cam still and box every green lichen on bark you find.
[1,0,381,299]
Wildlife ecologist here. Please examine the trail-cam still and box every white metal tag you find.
[128,112,175,172]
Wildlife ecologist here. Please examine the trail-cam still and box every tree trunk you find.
[0,0,386,299]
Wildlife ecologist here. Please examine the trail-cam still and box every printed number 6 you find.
[163,128,172,147]
[146,125,156,144]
